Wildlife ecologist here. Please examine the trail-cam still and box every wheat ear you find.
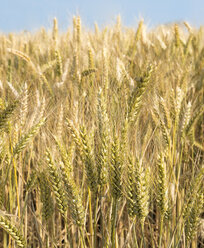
[134,157,149,225]
[126,156,136,218]
[185,189,203,243]
[128,65,153,123]
[46,150,67,218]
[38,172,54,221]
[0,215,26,248]
[156,153,169,247]
[110,135,122,200]
[174,24,180,48]
[52,17,58,46]
[153,105,171,147]
[157,153,168,217]
[79,126,97,193]
[60,164,85,227]
[53,136,73,173]
[0,100,18,130]
[97,89,109,186]
[110,135,122,248]
[184,105,204,137]
[13,118,45,156]
[19,83,28,127]
[66,119,83,157]
[55,49,62,77]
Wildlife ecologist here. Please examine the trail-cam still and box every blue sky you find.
[0,0,203,32]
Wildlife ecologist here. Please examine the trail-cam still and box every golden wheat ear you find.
[174,24,181,48]
[52,17,58,44]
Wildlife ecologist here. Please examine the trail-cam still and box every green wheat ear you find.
[25,171,37,192]
[66,119,83,157]
[13,118,45,156]
[152,105,171,147]
[79,126,97,193]
[127,64,153,123]
[38,172,54,222]
[0,100,19,131]
[7,58,12,83]
[53,136,73,173]
[184,105,204,137]
[60,164,85,227]
[126,156,136,218]
[134,157,149,224]
[81,68,97,77]
[185,190,203,243]
[156,153,168,217]
[96,88,109,186]
[0,181,4,208]
[0,215,26,248]
[159,97,171,130]
[46,150,67,219]
[183,168,204,219]
[110,135,122,200]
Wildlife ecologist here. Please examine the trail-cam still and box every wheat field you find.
[0,17,203,248]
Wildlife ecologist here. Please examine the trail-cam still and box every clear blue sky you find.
[0,0,203,32]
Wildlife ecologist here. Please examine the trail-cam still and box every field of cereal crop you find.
[0,17,203,247]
